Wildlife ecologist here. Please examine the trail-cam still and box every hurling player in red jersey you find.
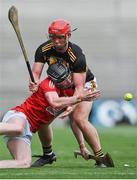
[29,19,114,168]
[0,63,100,169]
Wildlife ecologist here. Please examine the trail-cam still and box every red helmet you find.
[48,19,71,35]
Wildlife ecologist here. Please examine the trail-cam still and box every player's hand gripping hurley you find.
[74,150,114,167]
[8,6,35,83]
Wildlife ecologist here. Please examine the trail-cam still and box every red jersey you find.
[12,78,74,133]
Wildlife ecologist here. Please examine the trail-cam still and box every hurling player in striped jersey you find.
[29,19,114,168]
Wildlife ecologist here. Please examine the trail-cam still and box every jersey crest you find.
[48,56,58,65]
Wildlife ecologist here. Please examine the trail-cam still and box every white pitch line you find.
[0,171,136,176]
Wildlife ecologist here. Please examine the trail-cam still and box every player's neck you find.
[56,43,68,53]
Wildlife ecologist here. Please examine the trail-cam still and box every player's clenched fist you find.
[29,80,40,93]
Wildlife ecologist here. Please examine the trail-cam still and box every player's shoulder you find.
[68,41,83,54]
[40,77,56,90]
[37,40,54,53]
[40,77,50,87]
[67,42,84,62]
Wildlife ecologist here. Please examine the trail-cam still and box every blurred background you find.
[0,0,137,127]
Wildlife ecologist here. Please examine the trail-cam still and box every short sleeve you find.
[34,45,45,63]
[72,53,87,73]
[69,43,87,73]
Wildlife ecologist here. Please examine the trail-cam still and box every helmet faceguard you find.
[47,62,73,89]
[55,73,73,89]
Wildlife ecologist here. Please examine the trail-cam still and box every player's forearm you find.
[31,62,44,81]
[31,72,40,83]
[73,72,86,83]
[73,72,86,96]
[51,95,81,108]
[74,86,85,97]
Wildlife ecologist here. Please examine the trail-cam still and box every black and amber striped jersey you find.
[35,40,94,81]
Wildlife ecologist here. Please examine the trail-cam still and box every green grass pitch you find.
[0,125,136,179]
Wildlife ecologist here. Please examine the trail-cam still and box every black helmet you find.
[47,62,70,83]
